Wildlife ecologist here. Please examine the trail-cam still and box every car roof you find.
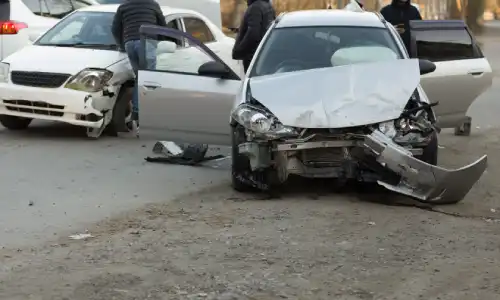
[276,10,385,28]
[77,4,194,15]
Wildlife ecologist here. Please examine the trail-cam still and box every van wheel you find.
[109,85,133,134]
[0,115,32,130]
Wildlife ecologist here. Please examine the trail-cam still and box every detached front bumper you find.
[364,130,487,204]
[0,83,107,128]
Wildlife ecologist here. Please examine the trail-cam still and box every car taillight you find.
[0,21,28,35]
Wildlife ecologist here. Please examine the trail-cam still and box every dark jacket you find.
[111,0,167,47]
[380,0,422,50]
[232,0,275,63]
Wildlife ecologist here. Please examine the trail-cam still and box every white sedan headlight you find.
[65,68,113,93]
[0,63,10,83]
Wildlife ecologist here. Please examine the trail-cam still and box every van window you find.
[413,29,480,61]
[183,17,215,44]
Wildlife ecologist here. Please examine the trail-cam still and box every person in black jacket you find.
[380,0,422,53]
[111,0,167,134]
[232,0,276,72]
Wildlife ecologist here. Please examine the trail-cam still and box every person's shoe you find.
[127,112,139,138]
[133,120,139,138]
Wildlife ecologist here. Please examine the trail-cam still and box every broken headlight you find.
[378,121,397,138]
[65,68,113,93]
[232,103,298,137]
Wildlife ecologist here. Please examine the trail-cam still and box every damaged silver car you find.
[138,9,492,204]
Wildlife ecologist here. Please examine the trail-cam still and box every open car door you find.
[409,20,493,129]
[138,25,242,146]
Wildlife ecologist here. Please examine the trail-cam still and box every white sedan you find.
[0,4,240,138]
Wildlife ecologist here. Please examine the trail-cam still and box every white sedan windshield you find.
[36,11,117,48]
[250,26,403,77]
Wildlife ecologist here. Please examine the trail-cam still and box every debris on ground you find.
[68,233,93,240]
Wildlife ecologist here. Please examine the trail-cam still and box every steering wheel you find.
[274,59,308,73]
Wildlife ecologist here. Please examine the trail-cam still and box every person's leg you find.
[124,40,140,135]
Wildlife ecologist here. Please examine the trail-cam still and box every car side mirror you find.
[198,61,231,78]
[419,59,436,75]
[156,41,177,54]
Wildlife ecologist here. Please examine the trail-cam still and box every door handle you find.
[143,82,161,90]
[468,71,484,76]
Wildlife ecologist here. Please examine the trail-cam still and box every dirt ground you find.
[1,129,500,300]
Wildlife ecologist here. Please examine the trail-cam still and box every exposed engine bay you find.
[231,92,487,205]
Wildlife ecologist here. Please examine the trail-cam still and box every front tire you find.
[419,131,438,166]
[0,115,32,130]
[231,124,275,193]
[231,125,255,192]
[109,85,134,134]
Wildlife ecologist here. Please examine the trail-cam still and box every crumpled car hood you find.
[249,59,421,128]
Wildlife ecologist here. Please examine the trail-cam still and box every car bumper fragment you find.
[363,130,487,204]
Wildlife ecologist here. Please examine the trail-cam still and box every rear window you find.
[413,28,481,61]
[21,0,90,18]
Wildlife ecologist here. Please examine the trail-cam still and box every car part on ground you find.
[146,141,222,166]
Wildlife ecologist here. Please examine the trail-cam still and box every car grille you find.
[10,71,71,88]
[301,148,346,167]
[3,100,64,117]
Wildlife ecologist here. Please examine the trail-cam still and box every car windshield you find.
[36,11,117,50]
[250,26,403,77]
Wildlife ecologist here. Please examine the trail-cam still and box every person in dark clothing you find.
[380,0,422,53]
[111,0,167,134]
[232,0,276,72]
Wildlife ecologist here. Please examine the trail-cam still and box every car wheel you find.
[231,124,275,193]
[109,85,134,134]
[419,131,438,166]
[454,116,472,136]
[0,115,32,130]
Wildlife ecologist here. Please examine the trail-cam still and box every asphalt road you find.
[1,34,500,249]
[0,128,231,248]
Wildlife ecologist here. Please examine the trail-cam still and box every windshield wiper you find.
[38,43,118,50]
[72,43,118,50]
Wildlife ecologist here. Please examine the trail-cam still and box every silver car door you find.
[138,25,241,146]
[410,20,493,129]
